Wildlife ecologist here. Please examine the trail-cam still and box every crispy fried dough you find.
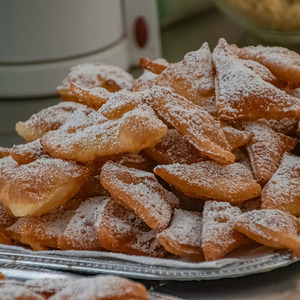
[202,201,250,261]
[56,62,134,101]
[0,158,90,217]
[57,197,105,251]
[242,122,296,183]
[261,154,300,216]
[155,161,261,203]
[233,44,300,85]
[41,96,167,162]
[145,129,204,165]
[50,275,149,300]
[146,86,235,165]
[16,102,92,142]
[95,198,165,257]
[235,209,300,257]
[100,161,176,231]
[157,209,203,261]
[213,38,300,120]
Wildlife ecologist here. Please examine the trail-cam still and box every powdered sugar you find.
[158,208,202,247]
[213,38,300,120]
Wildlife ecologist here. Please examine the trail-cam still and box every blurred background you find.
[1,0,300,147]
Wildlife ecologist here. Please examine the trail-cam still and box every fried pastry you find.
[139,57,168,74]
[100,161,176,231]
[0,156,19,206]
[95,198,165,257]
[255,117,298,135]
[113,153,151,171]
[0,230,11,245]
[10,139,49,165]
[157,208,203,261]
[69,82,111,109]
[1,157,90,217]
[242,122,297,184]
[154,161,261,203]
[144,129,204,165]
[0,147,11,158]
[233,44,300,85]
[0,203,17,229]
[56,62,134,101]
[261,154,300,216]
[6,208,74,250]
[147,86,235,165]
[213,38,300,120]
[235,209,300,257]
[159,42,214,105]
[41,100,167,162]
[220,121,254,150]
[202,201,250,261]
[240,58,279,86]
[0,283,46,300]
[57,197,105,251]
[50,275,149,300]
[15,101,93,142]
[75,162,108,199]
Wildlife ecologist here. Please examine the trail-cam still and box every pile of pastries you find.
[0,273,150,299]
[1,38,300,262]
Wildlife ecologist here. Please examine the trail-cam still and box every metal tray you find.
[0,244,297,281]
[0,267,182,300]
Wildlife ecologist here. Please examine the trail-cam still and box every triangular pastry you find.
[213,38,300,120]
[100,161,176,231]
[233,44,300,85]
[144,129,204,165]
[202,201,249,260]
[243,122,296,183]
[235,209,300,257]
[147,86,235,165]
[154,161,261,203]
[56,62,134,101]
[16,101,93,143]
[94,198,165,257]
[261,154,300,216]
[57,196,105,251]
[157,208,203,261]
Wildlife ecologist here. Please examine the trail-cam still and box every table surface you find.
[1,6,300,300]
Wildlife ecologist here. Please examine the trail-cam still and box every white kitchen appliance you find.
[0,0,161,98]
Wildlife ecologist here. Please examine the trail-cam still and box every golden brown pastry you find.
[0,157,90,217]
[202,201,251,261]
[233,44,300,85]
[95,198,165,257]
[100,161,176,231]
[56,62,135,101]
[261,154,300,216]
[6,208,74,250]
[213,38,300,120]
[16,101,93,142]
[41,98,167,162]
[57,197,105,251]
[50,275,149,300]
[147,86,235,165]
[144,128,204,165]
[139,57,168,74]
[0,147,11,158]
[235,209,300,257]
[157,208,203,261]
[154,161,261,203]
[242,122,296,184]
[10,139,49,165]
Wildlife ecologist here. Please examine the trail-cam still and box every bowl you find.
[213,0,300,45]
